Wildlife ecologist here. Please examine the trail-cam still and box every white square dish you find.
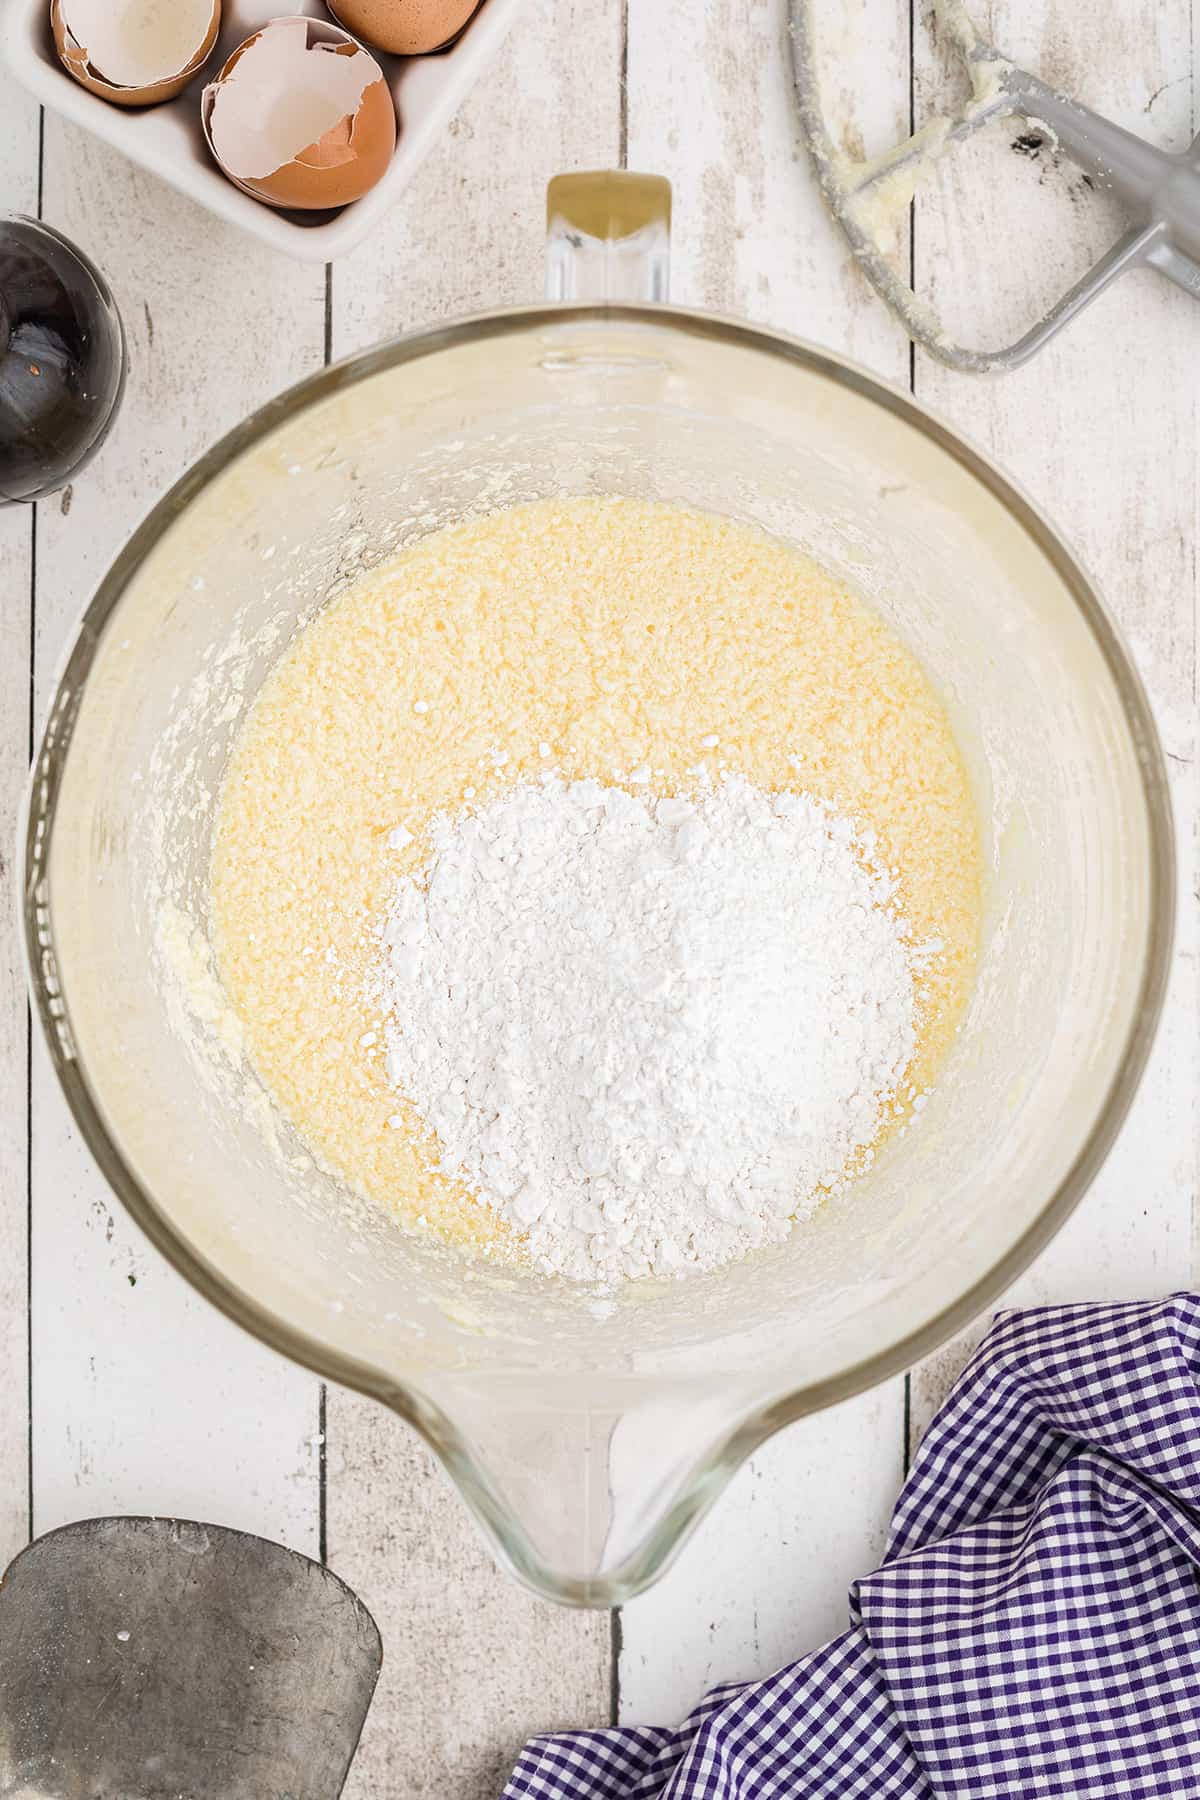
[3,0,525,261]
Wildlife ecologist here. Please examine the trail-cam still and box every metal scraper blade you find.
[0,1516,382,1800]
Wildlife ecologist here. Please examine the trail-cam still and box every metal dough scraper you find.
[790,0,1200,371]
[0,1516,382,1799]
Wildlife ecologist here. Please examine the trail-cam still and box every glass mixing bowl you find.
[23,176,1173,1605]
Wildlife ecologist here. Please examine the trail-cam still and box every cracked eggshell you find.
[326,0,481,55]
[51,0,221,107]
[202,16,397,212]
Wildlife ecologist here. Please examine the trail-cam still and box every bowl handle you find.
[545,170,672,303]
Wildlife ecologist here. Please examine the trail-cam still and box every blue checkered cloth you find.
[504,1293,1200,1798]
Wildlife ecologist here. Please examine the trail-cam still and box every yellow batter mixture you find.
[211,496,981,1265]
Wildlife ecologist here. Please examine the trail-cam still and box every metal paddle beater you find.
[789,0,1200,371]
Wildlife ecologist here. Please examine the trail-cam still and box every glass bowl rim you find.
[21,301,1177,1604]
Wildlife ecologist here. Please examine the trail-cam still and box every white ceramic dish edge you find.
[2,0,527,262]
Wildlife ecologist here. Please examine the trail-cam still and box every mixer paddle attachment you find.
[789,0,1200,372]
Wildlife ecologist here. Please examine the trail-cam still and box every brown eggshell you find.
[326,0,481,57]
[202,19,397,212]
[247,73,396,210]
[51,0,221,107]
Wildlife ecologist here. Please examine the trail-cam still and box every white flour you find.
[379,774,925,1283]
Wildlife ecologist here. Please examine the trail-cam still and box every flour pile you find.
[379,774,926,1282]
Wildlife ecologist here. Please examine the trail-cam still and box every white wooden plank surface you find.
[618,1387,904,1722]
[0,76,40,1574]
[0,0,1196,1792]
[29,124,326,1549]
[325,6,620,1793]
[624,0,911,364]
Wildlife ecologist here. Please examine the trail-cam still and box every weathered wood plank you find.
[29,124,326,1549]
[908,0,1198,1436]
[0,76,41,1572]
[325,5,621,1794]
[329,1422,612,1800]
[626,0,912,357]
[617,0,912,1727]
[618,1387,904,1723]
